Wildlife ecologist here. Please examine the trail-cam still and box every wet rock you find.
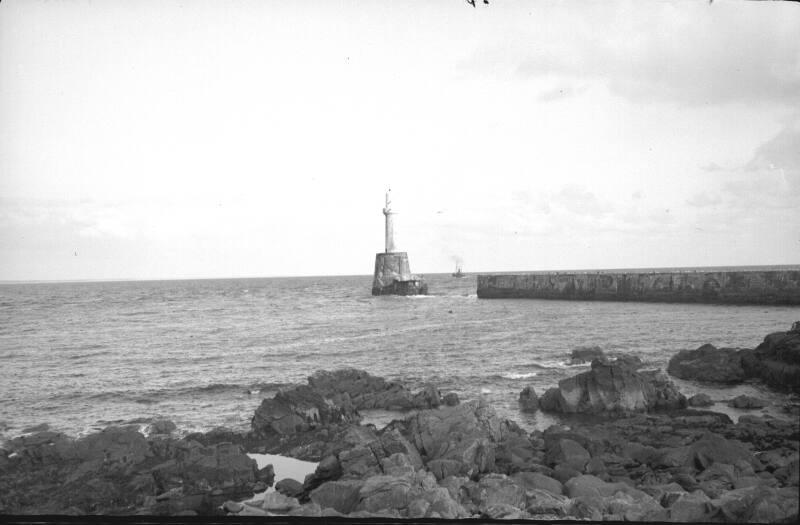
[518,386,538,412]
[688,393,714,407]
[274,478,304,498]
[740,323,800,393]
[442,392,460,406]
[570,345,604,364]
[667,344,747,383]
[538,357,686,414]
[147,420,177,436]
[251,385,360,439]
[307,369,442,411]
[728,394,767,409]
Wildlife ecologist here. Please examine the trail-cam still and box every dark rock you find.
[518,386,538,412]
[442,392,460,406]
[537,388,562,412]
[570,346,604,365]
[251,385,360,439]
[539,358,686,413]
[740,323,800,393]
[688,393,714,407]
[667,343,747,383]
[307,369,442,411]
[545,438,591,470]
[148,420,177,436]
[403,400,520,478]
[275,478,304,498]
[728,395,767,409]
[552,463,582,484]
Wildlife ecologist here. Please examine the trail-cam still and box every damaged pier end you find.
[372,190,428,296]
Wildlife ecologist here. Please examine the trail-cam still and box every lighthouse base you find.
[372,252,428,296]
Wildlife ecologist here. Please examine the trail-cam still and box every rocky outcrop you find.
[518,386,538,412]
[538,357,687,414]
[0,426,272,516]
[250,368,453,455]
[668,323,800,394]
[570,345,604,364]
[4,368,798,520]
[307,369,444,411]
[667,343,747,383]
[740,322,800,393]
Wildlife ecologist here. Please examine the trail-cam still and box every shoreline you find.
[1,324,797,519]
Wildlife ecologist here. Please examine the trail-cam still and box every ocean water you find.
[1,273,798,442]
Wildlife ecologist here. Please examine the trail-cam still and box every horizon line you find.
[2,263,798,285]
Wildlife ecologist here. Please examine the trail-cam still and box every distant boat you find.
[452,264,466,278]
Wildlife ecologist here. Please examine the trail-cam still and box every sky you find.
[1,0,798,281]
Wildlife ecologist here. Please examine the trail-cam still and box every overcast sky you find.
[1,0,798,281]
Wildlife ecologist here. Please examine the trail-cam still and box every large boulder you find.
[539,357,687,414]
[401,400,521,478]
[667,344,747,383]
[740,323,800,393]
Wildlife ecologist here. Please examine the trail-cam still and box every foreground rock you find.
[3,368,797,520]
[0,426,271,515]
[538,356,686,414]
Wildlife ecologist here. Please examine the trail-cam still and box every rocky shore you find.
[1,325,798,521]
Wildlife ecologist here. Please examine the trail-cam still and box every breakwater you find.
[477,269,800,305]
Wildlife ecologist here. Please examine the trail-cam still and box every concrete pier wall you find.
[476,270,800,305]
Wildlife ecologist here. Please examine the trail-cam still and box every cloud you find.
[466,2,800,107]
[744,115,800,192]
[686,192,722,208]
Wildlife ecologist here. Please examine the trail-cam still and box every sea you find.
[1,270,798,444]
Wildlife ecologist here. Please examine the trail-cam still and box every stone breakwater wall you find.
[477,270,800,305]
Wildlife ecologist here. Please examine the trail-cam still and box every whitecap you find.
[502,372,538,379]
[481,388,492,394]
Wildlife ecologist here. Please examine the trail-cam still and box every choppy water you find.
[1,273,798,442]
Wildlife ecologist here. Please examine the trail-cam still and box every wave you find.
[500,372,538,380]
[118,311,160,317]
[83,381,291,404]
